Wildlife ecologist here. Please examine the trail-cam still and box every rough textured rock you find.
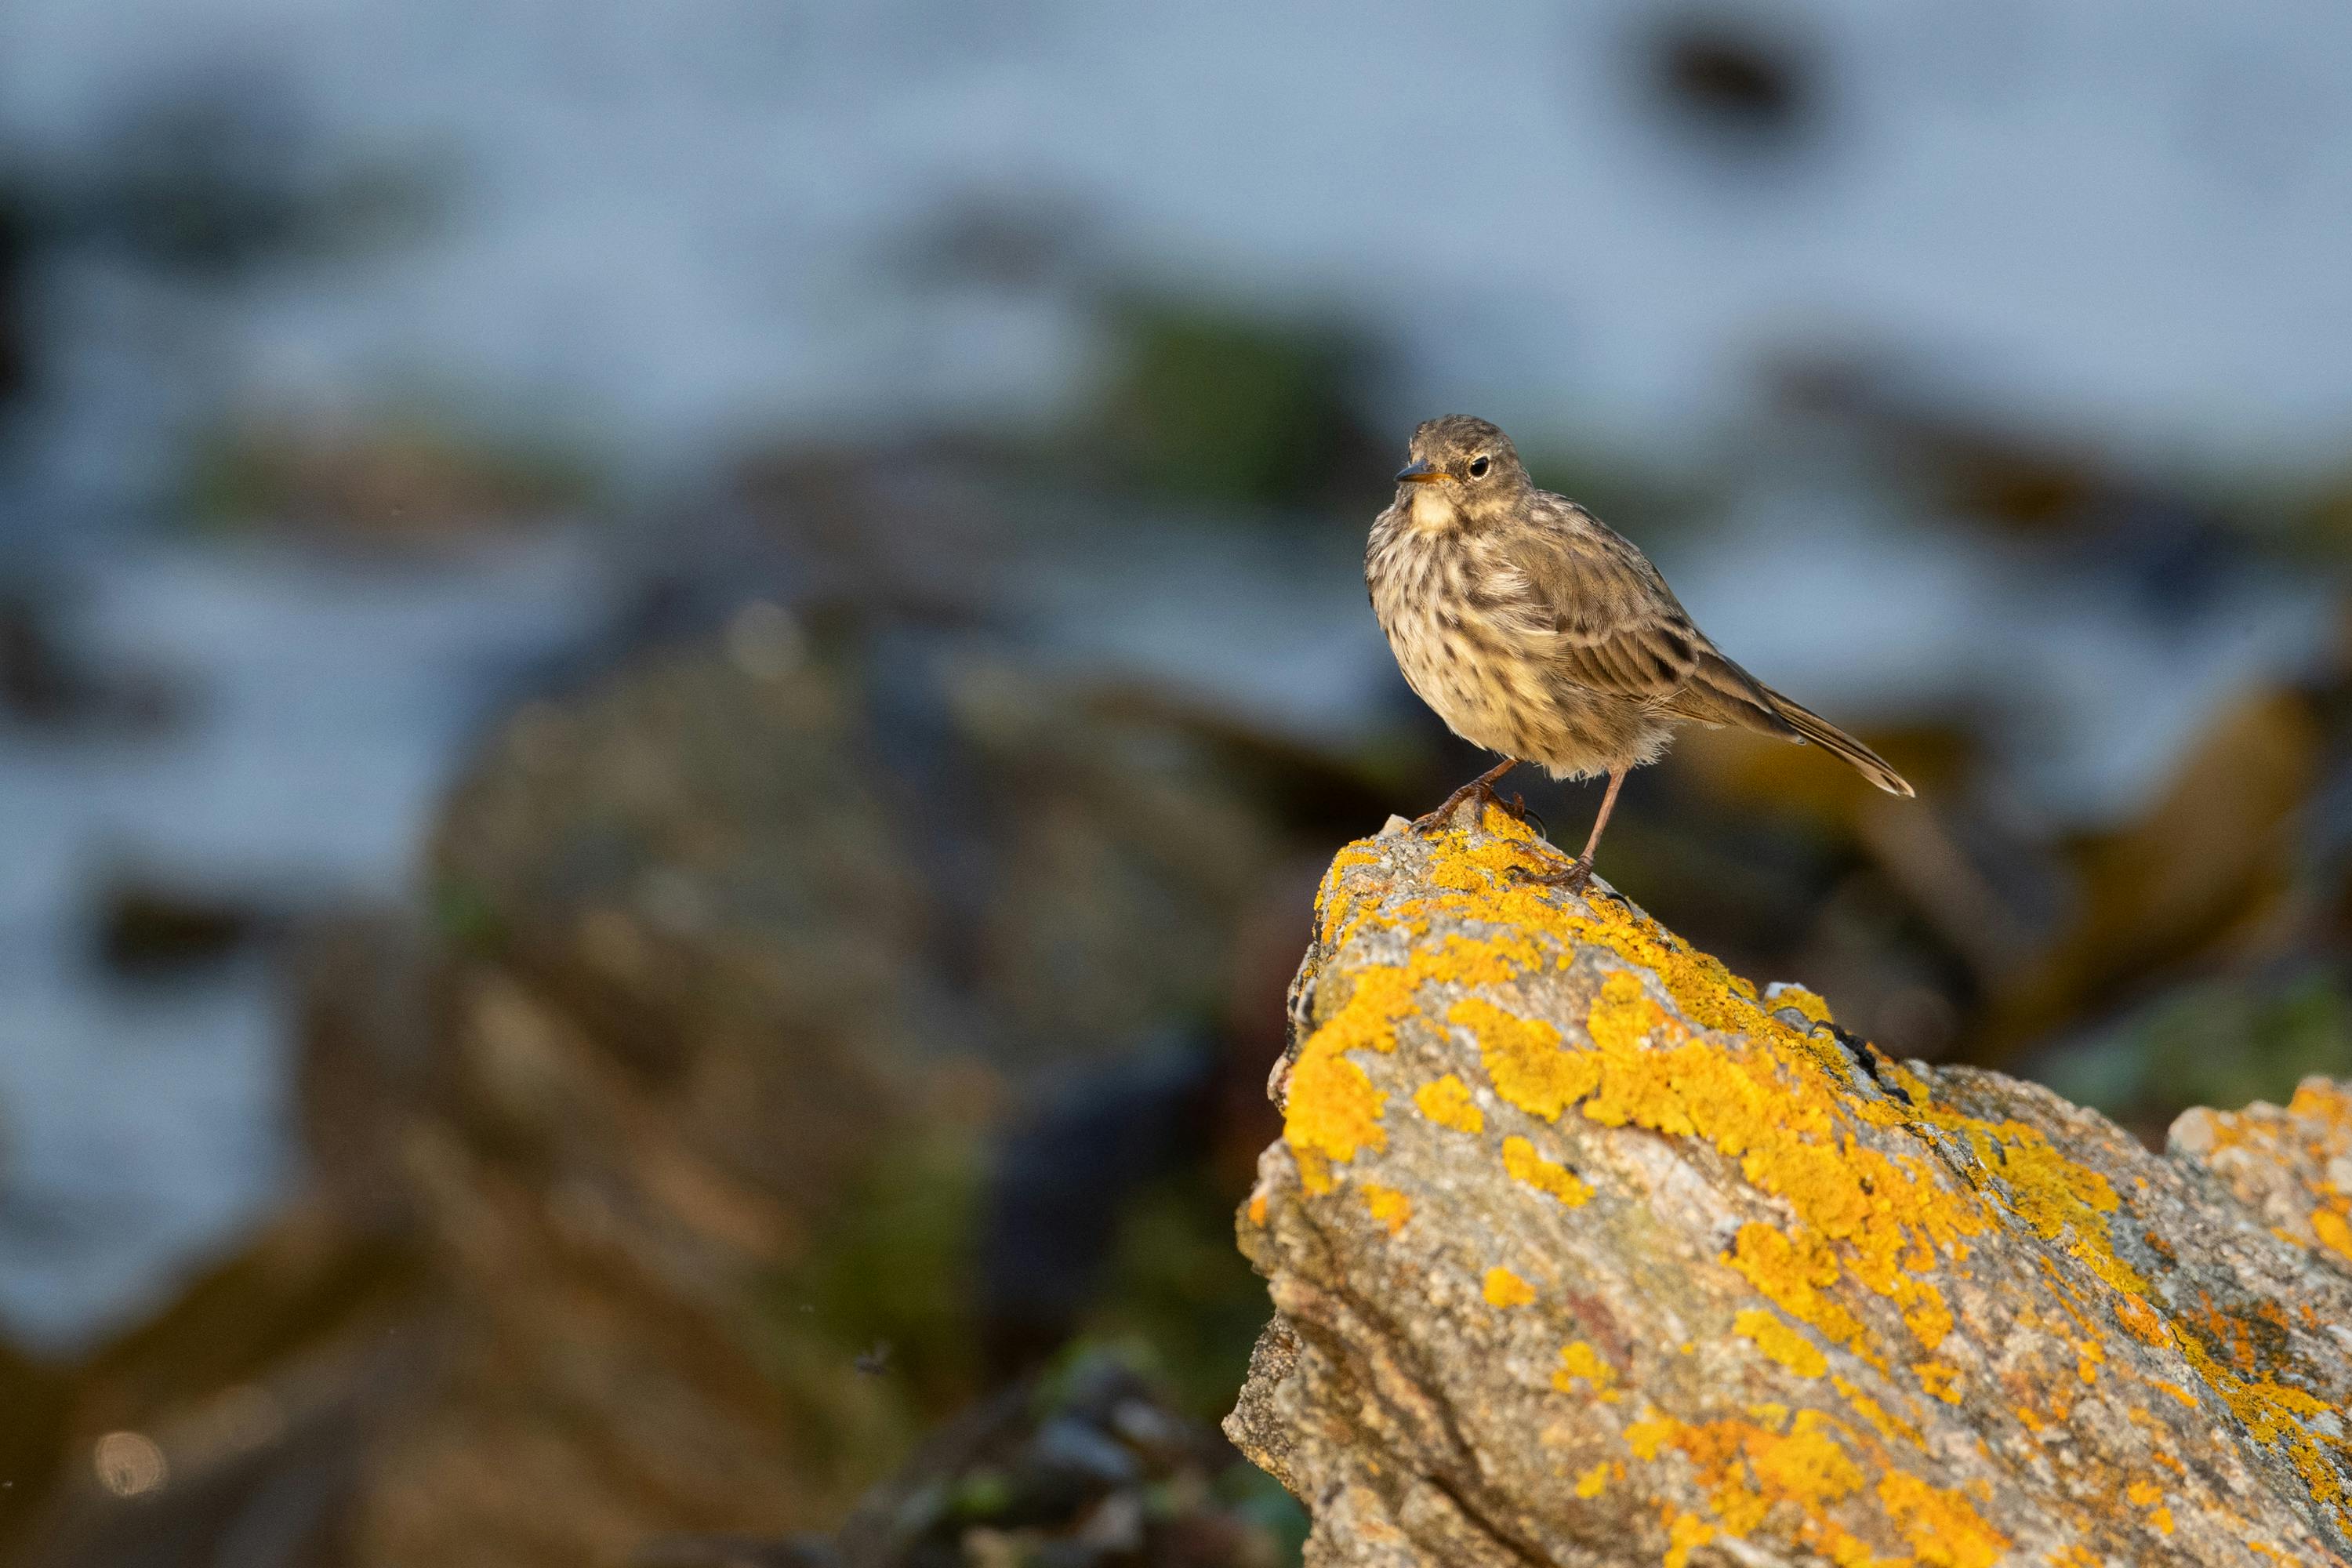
[1228,802,2352,1567]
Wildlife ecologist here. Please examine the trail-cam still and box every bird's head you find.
[1395,416,1530,524]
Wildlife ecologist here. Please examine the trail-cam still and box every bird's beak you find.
[1396,459,1445,484]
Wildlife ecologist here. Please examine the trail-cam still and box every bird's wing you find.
[1499,499,1798,735]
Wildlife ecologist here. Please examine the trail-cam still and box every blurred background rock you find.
[2,4,2352,1565]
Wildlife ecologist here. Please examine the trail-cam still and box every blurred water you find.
[1666,482,2338,827]
[1017,514,1396,748]
[4,0,2352,523]
[0,535,612,1351]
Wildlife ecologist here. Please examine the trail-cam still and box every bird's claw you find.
[1411,780,1506,836]
[1505,855,1633,913]
[1507,856,1593,892]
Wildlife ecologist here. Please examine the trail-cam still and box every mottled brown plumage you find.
[1368,415,1911,887]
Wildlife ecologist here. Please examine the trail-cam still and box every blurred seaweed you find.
[1084,296,1384,510]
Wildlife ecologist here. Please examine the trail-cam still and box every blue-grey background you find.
[2,4,2348,1563]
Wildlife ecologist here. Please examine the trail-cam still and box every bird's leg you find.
[1413,757,1519,833]
[1513,768,1625,892]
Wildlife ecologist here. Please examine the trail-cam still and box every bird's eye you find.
[1468,455,1491,478]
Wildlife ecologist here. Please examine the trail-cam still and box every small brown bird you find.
[1368,415,1911,889]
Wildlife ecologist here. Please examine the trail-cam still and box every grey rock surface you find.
[1230,801,2352,1567]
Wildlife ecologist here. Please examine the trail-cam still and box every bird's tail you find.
[1759,686,1914,797]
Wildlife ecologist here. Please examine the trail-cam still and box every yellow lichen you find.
[1749,1419,1867,1512]
[1913,1362,1961,1403]
[1360,1181,1412,1234]
[1573,1461,1610,1497]
[1725,1224,1881,1370]
[1556,1341,1621,1403]
[1663,1510,1715,1568]
[1555,896,2201,1406]
[1587,967,1666,1053]
[2114,1294,2167,1345]
[1621,1403,1997,1568]
[1299,815,2352,1541]
[1413,1073,1485,1133]
[2290,1077,2352,1127]
[2173,1331,2348,1515]
[1771,985,1835,1025]
[1624,1414,1678,1460]
[1286,849,1564,1187]
[1465,939,1986,1381]
[2124,1479,2176,1537]
[1484,1265,1536,1307]
[1283,1051,1387,1192]
[1874,1470,2005,1568]
[1831,1374,1920,1446]
[1735,1308,1828,1378]
[1454,996,1597,1120]
[1503,1134,1593,1207]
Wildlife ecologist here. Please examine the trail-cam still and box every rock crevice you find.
[1229,804,2352,1567]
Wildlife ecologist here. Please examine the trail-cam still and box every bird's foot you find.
[1507,855,1594,893]
[1411,779,1511,836]
[1506,853,1632,912]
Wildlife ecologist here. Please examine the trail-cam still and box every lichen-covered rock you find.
[1229,803,2352,1567]
[2171,1080,2352,1283]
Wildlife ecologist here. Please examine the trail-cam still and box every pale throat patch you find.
[1407,485,1460,533]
